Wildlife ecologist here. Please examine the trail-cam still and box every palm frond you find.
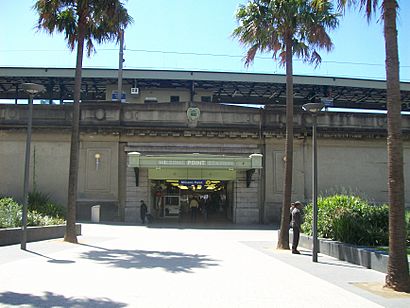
[245,45,258,67]
[34,0,133,56]
[233,0,339,68]
[337,0,380,21]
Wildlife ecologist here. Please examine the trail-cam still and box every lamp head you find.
[302,102,325,114]
[22,83,45,95]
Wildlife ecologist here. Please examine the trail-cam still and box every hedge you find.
[301,194,397,246]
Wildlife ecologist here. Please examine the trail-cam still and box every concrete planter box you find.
[290,231,409,273]
[0,224,82,246]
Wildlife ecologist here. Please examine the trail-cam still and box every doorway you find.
[150,179,232,223]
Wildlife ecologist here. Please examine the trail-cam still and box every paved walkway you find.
[0,223,409,307]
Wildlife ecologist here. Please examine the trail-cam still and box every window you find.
[170,95,180,102]
[144,97,158,103]
[201,96,212,103]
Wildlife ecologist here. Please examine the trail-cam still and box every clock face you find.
[186,107,200,121]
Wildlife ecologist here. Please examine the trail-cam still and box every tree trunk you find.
[64,22,86,244]
[383,0,410,292]
[277,37,294,249]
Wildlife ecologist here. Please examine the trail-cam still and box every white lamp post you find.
[302,102,324,262]
[21,82,45,250]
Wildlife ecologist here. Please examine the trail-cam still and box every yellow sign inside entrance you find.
[148,168,236,180]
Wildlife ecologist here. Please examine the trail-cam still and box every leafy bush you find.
[28,190,66,219]
[0,197,65,228]
[0,197,22,228]
[27,210,65,226]
[302,194,389,246]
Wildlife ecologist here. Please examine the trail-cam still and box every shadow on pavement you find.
[0,291,126,308]
[147,222,277,230]
[27,249,75,264]
[79,243,220,273]
[81,220,278,231]
[242,241,367,270]
[289,249,366,269]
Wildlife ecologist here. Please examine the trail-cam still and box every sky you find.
[0,0,409,81]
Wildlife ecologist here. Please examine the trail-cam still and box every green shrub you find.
[0,197,65,228]
[28,190,66,219]
[0,197,22,228]
[27,210,64,226]
[302,194,389,246]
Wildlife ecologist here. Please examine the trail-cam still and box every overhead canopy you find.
[2,67,410,110]
[128,152,262,181]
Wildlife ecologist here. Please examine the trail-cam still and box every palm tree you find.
[337,0,409,293]
[233,0,339,249]
[34,0,132,243]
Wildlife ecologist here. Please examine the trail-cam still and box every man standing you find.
[291,201,304,254]
[189,196,199,222]
[140,200,148,224]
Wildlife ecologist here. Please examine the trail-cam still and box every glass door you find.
[163,195,180,217]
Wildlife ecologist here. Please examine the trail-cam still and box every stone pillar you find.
[118,143,127,221]
[234,171,260,224]
[263,141,280,223]
[125,167,149,223]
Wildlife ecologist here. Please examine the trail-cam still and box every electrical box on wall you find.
[131,88,139,95]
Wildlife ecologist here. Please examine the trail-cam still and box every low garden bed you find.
[290,230,410,273]
[294,193,410,273]
[0,193,81,246]
[0,224,82,246]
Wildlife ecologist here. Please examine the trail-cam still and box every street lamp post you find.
[117,28,124,103]
[21,83,45,250]
[302,102,324,262]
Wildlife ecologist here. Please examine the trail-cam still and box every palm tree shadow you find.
[79,243,220,273]
[0,291,126,308]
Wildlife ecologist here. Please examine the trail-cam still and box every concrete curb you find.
[0,224,82,246]
[291,231,409,273]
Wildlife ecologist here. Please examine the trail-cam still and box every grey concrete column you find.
[118,143,127,221]
[263,141,276,222]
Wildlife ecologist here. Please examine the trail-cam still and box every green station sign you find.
[128,153,262,170]
[128,152,262,181]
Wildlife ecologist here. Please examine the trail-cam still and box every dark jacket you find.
[291,207,302,229]
[140,202,148,216]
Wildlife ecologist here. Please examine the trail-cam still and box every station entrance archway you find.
[150,179,233,222]
[128,152,262,223]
